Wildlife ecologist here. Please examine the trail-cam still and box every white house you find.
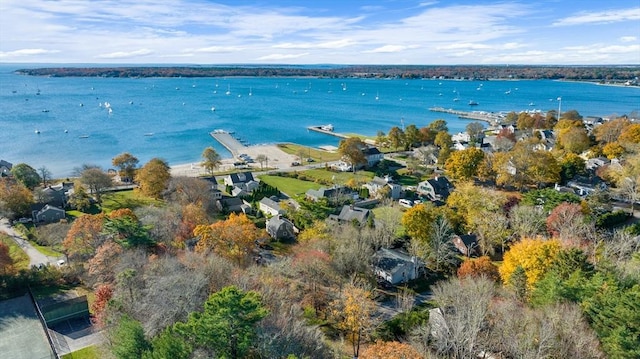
[259,197,285,217]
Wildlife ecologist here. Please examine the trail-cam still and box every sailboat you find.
[375,91,379,101]
[225,85,231,95]
[249,87,253,96]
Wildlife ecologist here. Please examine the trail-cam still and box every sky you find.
[0,0,639,65]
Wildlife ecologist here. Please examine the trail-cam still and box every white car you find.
[57,259,66,266]
[399,199,414,208]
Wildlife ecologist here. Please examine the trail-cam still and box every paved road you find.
[0,218,63,267]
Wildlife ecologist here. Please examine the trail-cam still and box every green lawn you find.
[61,346,100,359]
[0,234,30,269]
[100,190,162,213]
[259,175,322,196]
[277,143,342,162]
[28,241,63,257]
[301,168,375,186]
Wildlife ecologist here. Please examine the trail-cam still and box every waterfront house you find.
[32,204,66,224]
[363,176,402,199]
[266,215,296,240]
[417,176,453,201]
[0,160,12,177]
[259,197,285,217]
[330,205,372,226]
[373,248,424,284]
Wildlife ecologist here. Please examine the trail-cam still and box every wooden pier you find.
[210,130,247,156]
[307,125,350,139]
[428,107,503,126]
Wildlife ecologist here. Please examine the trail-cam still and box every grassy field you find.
[29,241,63,257]
[61,345,100,359]
[99,190,162,213]
[0,234,30,269]
[259,175,322,196]
[301,168,375,186]
[277,143,342,163]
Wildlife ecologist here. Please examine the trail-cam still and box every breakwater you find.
[429,107,503,126]
[210,130,247,156]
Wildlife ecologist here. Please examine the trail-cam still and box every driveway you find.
[0,218,63,267]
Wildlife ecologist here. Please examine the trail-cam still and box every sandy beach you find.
[170,144,300,177]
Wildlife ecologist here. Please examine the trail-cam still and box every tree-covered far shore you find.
[16,64,640,82]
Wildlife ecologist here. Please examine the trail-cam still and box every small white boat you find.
[211,106,216,111]
[320,124,334,132]
[469,100,479,106]
[225,85,231,95]
[79,135,89,138]
[35,129,40,134]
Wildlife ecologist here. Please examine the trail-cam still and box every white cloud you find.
[364,45,419,53]
[97,49,154,59]
[620,36,637,43]
[192,46,244,53]
[0,48,59,58]
[256,53,310,61]
[274,39,355,50]
[553,7,640,26]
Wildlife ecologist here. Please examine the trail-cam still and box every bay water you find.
[1,64,638,177]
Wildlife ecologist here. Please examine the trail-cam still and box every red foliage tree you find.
[91,283,114,327]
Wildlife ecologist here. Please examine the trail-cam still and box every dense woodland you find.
[1,107,640,358]
[16,65,640,82]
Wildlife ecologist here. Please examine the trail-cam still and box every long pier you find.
[307,125,350,139]
[429,107,503,126]
[210,130,247,156]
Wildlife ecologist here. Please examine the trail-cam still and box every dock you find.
[307,125,350,139]
[210,130,247,156]
[429,107,503,126]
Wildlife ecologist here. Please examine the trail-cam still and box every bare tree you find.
[429,216,459,272]
[80,167,113,203]
[424,277,495,359]
[38,166,52,186]
[509,205,547,239]
[255,154,268,170]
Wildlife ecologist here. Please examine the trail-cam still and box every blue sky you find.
[1,0,638,64]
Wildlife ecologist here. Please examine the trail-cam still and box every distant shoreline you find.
[14,65,640,82]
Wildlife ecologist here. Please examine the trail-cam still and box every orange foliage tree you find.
[0,241,15,275]
[499,238,561,289]
[360,340,422,359]
[457,256,500,282]
[331,284,376,359]
[91,283,113,327]
[62,213,107,261]
[87,241,123,285]
[176,203,209,246]
[194,213,261,264]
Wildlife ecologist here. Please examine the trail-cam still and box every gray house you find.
[373,248,424,284]
[417,176,453,201]
[363,176,402,199]
[32,204,66,224]
[259,197,284,217]
[0,160,12,177]
[330,205,372,226]
[266,215,296,240]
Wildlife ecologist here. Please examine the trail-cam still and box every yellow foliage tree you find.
[444,147,485,180]
[401,202,438,245]
[619,123,640,145]
[602,142,626,159]
[194,213,261,265]
[135,157,171,199]
[499,238,561,289]
[331,284,376,359]
[360,340,422,359]
[297,220,331,243]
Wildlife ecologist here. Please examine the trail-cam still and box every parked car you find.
[399,199,414,208]
[291,161,301,166]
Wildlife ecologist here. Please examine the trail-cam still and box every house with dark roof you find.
[266,215,296,240]
[373,248,424,284]
[223,171,259,192]
[216,196,252,214]
[417,176,453,201]
[0,160,12,177]
[330,205,372,225]
[363,146,384,167]
[32,204,66,224]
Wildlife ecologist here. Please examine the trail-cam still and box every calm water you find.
[1,64,638,177]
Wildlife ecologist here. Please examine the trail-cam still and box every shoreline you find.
[169,143,299,177]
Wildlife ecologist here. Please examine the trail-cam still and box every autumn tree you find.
[194,213,260,264]
[103,209,153,248]
[0,178,34,219]
[201,147,222,175]
[10,163,41,189]
[499,238,561,290]
[602,142,626,159]
[493,140,560,188]
[618,123,640,148]
[0,241,15,275]
[331,283,376,359]
[80,167,113,203]
[594,117,630,144]
[387,126,405,151]
[404,124,420,149]
[67,181,92,212]
[457,256,500,281]
[175,286,268,359]
[434,131,453,164]
[112,152,139,182]
[546,202,593,247]
[509,205,547,239]
[559,152,586,183]
[401,203,438,249]
[338,137,367,171]
[91,283,114,327]
[166,176,215,210]
[136,158,171,199]
[557,126,591,153]
[360,340,422,359]
[62,213,107,261]
[444,147,485,180]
